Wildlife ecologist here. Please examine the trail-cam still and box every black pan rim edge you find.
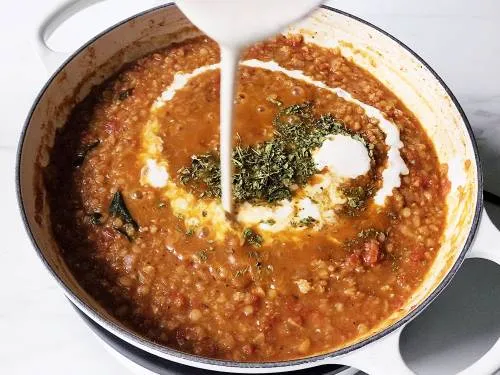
[15,2,484,371]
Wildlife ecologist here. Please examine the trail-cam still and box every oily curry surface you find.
[45,35,448,361]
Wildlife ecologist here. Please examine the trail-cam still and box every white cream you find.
[237,201,295,232]
[296,197,321,221]
[236,196,323,233]
[313,134,371,178]
[241,59,409,205]
[166,186,230,242]
[140,159,169,188]
[153,64,220,110]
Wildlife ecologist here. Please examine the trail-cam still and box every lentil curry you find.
[45,35,448,361]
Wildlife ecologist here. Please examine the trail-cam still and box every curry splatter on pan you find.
[17,2,500,374]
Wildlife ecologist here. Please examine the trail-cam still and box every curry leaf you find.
[109,191,138,230]
[74,140,100,167]
[89,212,103,225]
[242,228,263,248]
[116,227,134,242]
[118,88,134,101]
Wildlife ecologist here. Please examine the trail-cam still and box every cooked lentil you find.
[44,35,448,361]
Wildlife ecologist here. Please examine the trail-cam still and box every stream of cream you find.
[175,0,322,214]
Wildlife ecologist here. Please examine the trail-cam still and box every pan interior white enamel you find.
[18,4,478,365]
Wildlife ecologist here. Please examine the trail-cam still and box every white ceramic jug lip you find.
[16,2,494,374]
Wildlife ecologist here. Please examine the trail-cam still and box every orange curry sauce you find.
[45,35,448,361]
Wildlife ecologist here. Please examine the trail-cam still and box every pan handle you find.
[29,0,106,75]
[467,207,500,265]
[328,326,413,375]
[454,208,500,375]
[29,0,163,75]
[327,208,500,375]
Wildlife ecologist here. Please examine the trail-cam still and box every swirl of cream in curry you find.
[45,35,448,361]
[140,57,408,243]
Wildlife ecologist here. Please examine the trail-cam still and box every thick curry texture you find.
[44,35,448,361]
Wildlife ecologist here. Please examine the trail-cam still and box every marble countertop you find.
[1,1,499,374]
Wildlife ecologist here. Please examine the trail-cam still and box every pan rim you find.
[15,2,483,371]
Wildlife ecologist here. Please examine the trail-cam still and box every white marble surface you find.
[1,0,500,374]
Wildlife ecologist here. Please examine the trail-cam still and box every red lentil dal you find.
[44,35,448,361]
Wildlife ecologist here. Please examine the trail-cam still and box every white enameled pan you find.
[16,1,500,374]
